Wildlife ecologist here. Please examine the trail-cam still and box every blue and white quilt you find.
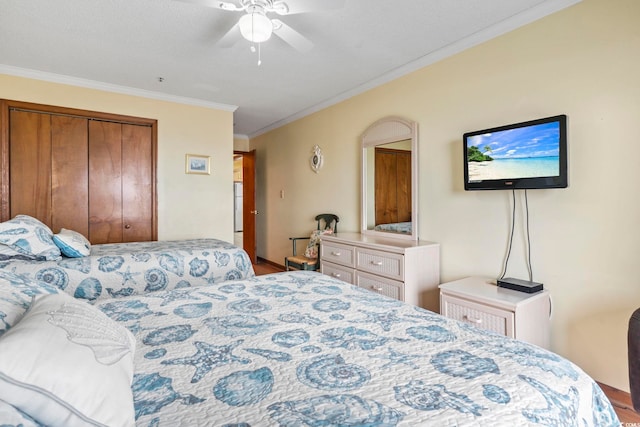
[374,222,412,234]
[0,239,254,302]
[88,271,618,426]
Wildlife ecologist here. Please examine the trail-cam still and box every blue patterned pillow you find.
[53,228,91,258]
[0,270,59,337]
[0,215,61,261]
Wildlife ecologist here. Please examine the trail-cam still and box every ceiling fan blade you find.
[271,0,344,15]
[174,0,242,11]
[272,19,313,52]
[216,23,243,47]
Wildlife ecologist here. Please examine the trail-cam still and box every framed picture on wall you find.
[185,154,210,175]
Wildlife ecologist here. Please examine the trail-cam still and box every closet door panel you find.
[9,110,52,222]
[51,115,89,236]
[122,124,153,242]
[89,120,123,244]
[375,150,398,225]
[396,151,412,223]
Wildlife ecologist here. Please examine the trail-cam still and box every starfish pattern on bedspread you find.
[161,340,250,383]
[369,347,425,370]
[116,266,141,286]
[351,309,411,332]
[519,375,579,426]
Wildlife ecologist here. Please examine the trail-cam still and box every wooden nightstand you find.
[439,276,550,349]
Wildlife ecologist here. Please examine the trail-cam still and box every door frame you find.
[234,150,257,263]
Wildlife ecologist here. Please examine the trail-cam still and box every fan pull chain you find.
[249,43,262,67]
[249,43,262,66]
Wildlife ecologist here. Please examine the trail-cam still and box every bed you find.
[374,222,412,234]
[0,270,619,426]
[0,238,254,302]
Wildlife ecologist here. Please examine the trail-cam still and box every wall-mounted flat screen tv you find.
[463,114,568,190]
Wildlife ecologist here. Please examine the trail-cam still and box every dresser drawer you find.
[321,261,355,284]
[321,241,355,268]
[440,294,514,338]
[356,271,404,301]
[356,248,404,281]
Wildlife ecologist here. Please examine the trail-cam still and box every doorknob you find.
[250,210,259,215]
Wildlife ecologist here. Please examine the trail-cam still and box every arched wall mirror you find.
[361,117,418,240]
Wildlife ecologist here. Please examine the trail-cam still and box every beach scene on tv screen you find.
[466,121,560,182]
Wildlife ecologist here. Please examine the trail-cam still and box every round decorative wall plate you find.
[310,145,323,173]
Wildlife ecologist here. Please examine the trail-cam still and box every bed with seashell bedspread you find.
[0,238,254,303]
[0,269,617,426]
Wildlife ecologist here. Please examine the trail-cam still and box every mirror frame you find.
[361,116,418,241]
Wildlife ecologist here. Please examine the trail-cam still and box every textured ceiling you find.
[0,0,579,137]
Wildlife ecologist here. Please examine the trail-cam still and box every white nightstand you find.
[439,276,551,349]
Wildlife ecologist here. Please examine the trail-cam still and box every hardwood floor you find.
[251,260,639,424]
[253,258,284,275]
[598,382,640,424]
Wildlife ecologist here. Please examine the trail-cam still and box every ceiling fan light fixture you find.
[239,12,273,43]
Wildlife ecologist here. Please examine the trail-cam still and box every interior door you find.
[241,150,257,263]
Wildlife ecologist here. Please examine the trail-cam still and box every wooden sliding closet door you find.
[51,115,89,236]
[1,99,157,244]
[122,124,153,243]
[9,110,52,222]
[89,120,123,244]
[374,147,411,226]
[375,148,397,225]
[395,150,411,222]
[89,121,154,244]
[9,111,89,235]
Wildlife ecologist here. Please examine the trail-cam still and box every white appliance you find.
[234,182,243,232]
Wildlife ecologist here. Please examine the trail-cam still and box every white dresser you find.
[320,232,440,311]
[439,276,551,349]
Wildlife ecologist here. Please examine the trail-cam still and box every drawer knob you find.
[371,286,383,293]
[463,315,482,324]
[332,273,341,278]
[370,261,383,266]
[331,251,341,256]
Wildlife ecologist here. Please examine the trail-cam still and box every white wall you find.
[0,74,235,243]
[251,0,640,391]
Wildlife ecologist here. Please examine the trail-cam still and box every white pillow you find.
[0,270,59,337]
[0,214,61,260]
[0,293,136,427]
[53,228,91,258]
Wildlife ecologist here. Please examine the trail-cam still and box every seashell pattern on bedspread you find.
[0,239,254,302]
[87,271,619,427]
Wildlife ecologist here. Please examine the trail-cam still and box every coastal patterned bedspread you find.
[374,222,412,234]
[93,271,618,427]
[0,239,254,302]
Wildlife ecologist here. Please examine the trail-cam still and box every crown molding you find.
[248,0,581,138]
[0,64,238,112]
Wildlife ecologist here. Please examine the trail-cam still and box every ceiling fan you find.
[178,0,344,53]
